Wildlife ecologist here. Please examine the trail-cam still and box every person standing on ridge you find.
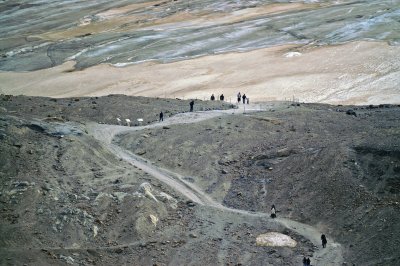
[242,94,247,104]
[220,94,224,101]
[321,234,327,248]
[189,100,194,112]
[211,94,215,101]
[159,111,164,122]
[237,92,241,104]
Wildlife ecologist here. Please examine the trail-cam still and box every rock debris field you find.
[1,94,399,265]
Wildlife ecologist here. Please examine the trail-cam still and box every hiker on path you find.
[303,257,307,266]
[321,234,327,248]
[211,94,215,101]
[242,94,247,104]
[190,100,194,112]
[306,257,311,266]
[271,204,276,218]
[237,92,241,103]
[159,111,164,122]
[220,94,224,101]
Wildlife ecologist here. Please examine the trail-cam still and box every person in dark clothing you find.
[321,234,327,248]
[211,94,215,101]
[237,92,241,103]
[189,100,194,112]
[159,111,164,122]
[271,204,276,218]
[306,257,311,265]
[220,94,224,101]
[303,256,307,266]
[242,94,247,104]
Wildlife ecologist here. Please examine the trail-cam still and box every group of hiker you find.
[210,92,249,104]
[303,257,311,266]
[210,94,224,101]
[159,91,249,122]
[301,236,327,265]
[302,235,327,265]
[237,92,249,104]
[159,99,195,122]
[271,205,329,265]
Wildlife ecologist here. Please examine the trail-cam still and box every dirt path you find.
[89,106,265,144]
[107,143,211,205]
[278,218,344,266]
[87,108,344,265]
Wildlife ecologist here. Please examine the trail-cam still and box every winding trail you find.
[87,107,344,265]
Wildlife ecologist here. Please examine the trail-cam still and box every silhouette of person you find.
[247,97,249,104]
[303,257,307,266]
[220,94,224,101]
[306,257,311,265]
[211,94,215,101]
[237,92,241,103]
[271,204,276,218]
[159,111,163,122]
[321,234,327,248]
[242,94,247,104]
[189,100,194,112]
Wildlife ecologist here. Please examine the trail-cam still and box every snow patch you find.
[256,232,297,247]
[284,52,302,58]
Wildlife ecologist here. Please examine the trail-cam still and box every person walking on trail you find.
[271,204,276,218]
[237,92,241,103]
[220,94,224,101]
[321,234,327,248]
[189,100,194,112]
[211,94,215,101]
[303,256,307,266]
[242,94,247,104]
[159,111,164,122]
[306,257,311,266]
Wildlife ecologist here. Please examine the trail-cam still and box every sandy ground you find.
[1,41,399,105]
